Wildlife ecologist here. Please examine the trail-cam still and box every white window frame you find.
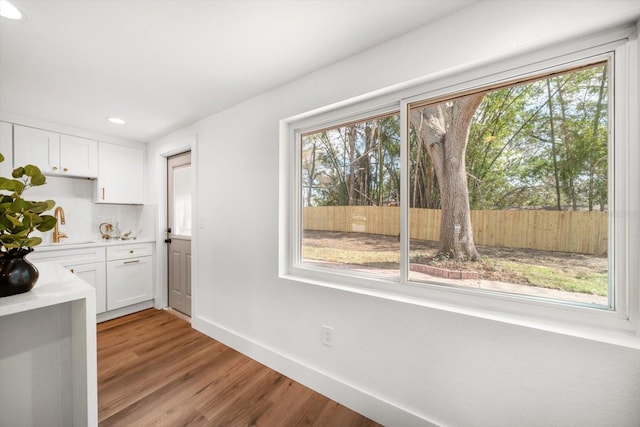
[279,26,640,348]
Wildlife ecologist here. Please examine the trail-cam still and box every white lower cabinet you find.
[28,246,107,314]
[106,256,153,310]
[67,262,107,314]
[28,242,154,318]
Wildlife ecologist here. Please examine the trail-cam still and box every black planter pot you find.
[0,248,39,297]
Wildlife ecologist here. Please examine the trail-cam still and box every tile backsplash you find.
[26,175,155,245]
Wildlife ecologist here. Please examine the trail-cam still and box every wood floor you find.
[98,309,382,426]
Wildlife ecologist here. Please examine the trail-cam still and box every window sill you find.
[281,269,640,350]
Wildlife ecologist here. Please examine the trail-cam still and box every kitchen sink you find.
[46,240,97,246]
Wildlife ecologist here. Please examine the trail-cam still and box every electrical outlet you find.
[321,325,333,347]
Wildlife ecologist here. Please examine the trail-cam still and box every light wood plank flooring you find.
[98,309,382,426]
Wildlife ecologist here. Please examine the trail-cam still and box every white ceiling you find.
[0,0,476,142]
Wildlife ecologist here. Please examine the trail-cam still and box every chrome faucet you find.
[53,206,68,243]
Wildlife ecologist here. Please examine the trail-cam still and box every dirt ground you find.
[302,230,608,285]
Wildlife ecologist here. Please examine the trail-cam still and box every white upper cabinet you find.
[60,134,99,177]
[96,142,144,204]
[13,125,98,178]
[13,125,60,172]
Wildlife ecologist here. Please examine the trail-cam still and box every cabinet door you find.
[67,262,107,314]
[106,256,153,310]
[13,125,60,173]
[97,142,144,204]
[60,134,98,178]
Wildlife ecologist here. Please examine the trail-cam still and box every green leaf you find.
[36,215,57,232]
[0,234,18,244]
[13,180,25,195]
[15,229,29,237]
[9,198,29,213]
[0,177,21,192]
[0,153,4,163]
[22,212,32,228]
[23,237,42,247]
[31,174,46,186]
[28,201,55,214]
[11,167,24,178]
[23,164,43,178]
[6,215,23,227]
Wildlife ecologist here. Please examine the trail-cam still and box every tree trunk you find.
[546,79,562,211]
[411,94,484,261]
[411,133,423,208]
[346,124,357,205]
[588,65,607,211]
[305,140,316,207]
[556,78,577,210]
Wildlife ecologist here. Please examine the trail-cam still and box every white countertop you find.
[0,261,95,317]
[36,237,156,252]
[0,260,98,427]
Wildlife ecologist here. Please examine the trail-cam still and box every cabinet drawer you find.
[106,243,153,261]
[27,246,106,265]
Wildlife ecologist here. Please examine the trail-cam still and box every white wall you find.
[148,2,640,426]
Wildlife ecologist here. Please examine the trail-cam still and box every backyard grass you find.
[500,261,607,296]
[303,246,399,268]
[302,230,608,297]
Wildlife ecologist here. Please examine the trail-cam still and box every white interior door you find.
[167,151,192,316]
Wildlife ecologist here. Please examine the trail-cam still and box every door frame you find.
[167,150,192,315]
[151,135,199,316]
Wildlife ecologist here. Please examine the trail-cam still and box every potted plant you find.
[0,153,57,297]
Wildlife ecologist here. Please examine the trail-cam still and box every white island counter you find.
[0,262,97,427]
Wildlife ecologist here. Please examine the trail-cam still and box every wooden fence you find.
[303,206,608,255]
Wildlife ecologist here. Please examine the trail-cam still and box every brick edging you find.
[410,263,478,280]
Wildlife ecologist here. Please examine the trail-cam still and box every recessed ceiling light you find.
[107,117,126,125]
[0,0,23,20]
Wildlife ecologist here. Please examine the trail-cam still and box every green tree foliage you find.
[302,114,400,207]
[303,62,609,214]
[411,62,609,211]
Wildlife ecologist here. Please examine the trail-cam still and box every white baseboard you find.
[191,315,437,427]
[96,300,154,323]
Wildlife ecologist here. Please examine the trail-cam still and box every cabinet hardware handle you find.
[63,167,69,172]
[70,268,75,273]
[102,187,105,200]
[129,250,134,254]
[124,260,140,264]
[52,166,58,171]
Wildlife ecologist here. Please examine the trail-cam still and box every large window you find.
[301,113,401,278]
[407,62,610,307]
[282,30,637,338]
